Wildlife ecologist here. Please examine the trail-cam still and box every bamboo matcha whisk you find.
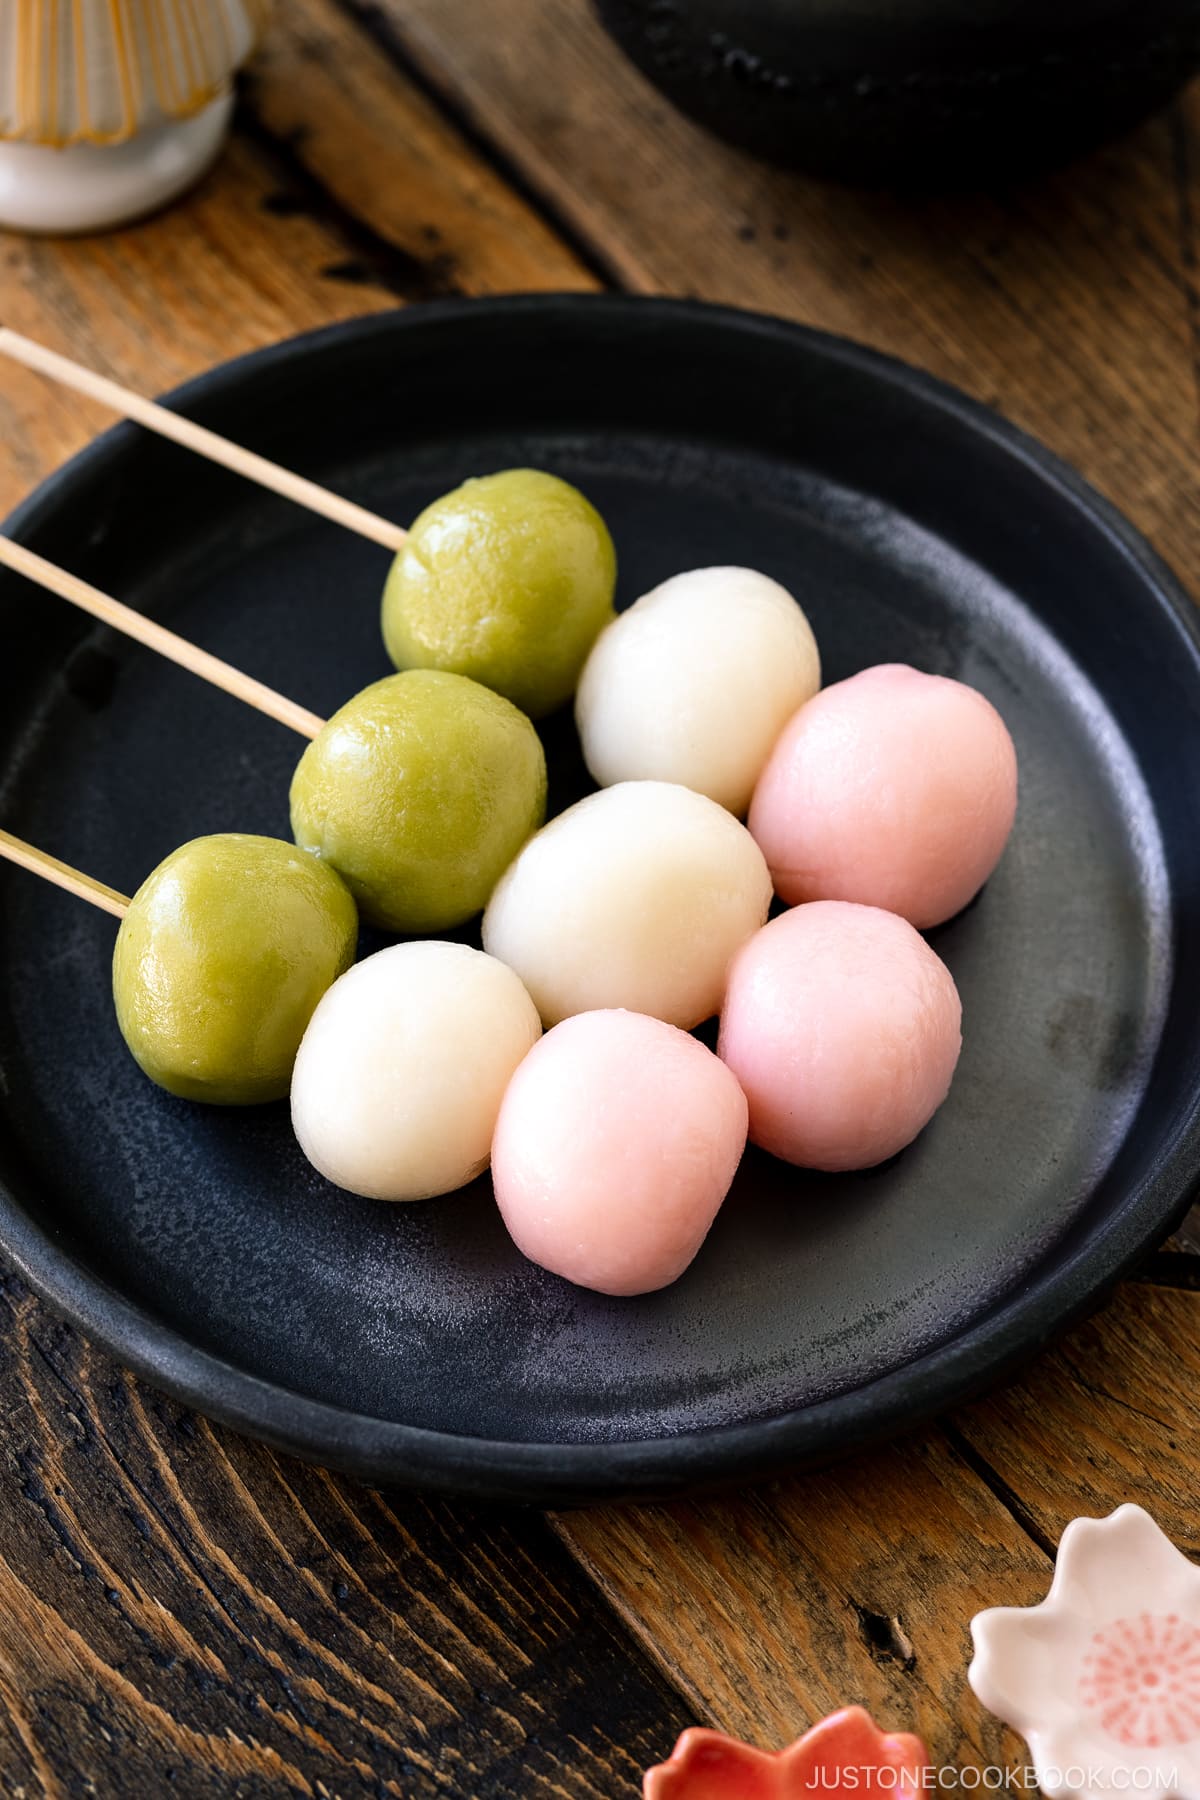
[0,1,270,148]
[0,2,273,232]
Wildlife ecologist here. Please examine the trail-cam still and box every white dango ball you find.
[482,780,773,1028]
[291,941,541,1202]
[493,1010,748,1296]
[576,567,821,815]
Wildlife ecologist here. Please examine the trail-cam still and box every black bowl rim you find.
[1,292,1197,1504]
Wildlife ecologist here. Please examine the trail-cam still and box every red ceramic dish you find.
[644,1705,929,1800]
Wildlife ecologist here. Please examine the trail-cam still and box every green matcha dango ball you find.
[382,469,617,718]
[113,834,358,1106]
[290,669,546,933]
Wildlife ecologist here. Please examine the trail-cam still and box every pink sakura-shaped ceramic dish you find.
[970,1504,1200,1800]
[643,1705,929,1800]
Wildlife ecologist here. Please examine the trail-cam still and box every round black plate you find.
[1,296,1198,1505]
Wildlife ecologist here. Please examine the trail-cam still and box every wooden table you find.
[2,4,1199,1793]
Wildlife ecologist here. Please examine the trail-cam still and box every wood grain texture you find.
[0,1266,689,1796]
[550,1278,1200,1771]
[1,0,1200,1791]
[553,1429,1045,1768]
[951,1279,1200,1546]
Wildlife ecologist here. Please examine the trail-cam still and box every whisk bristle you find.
[0,0,269,148]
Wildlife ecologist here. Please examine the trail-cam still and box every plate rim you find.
[2,290,1198,1503]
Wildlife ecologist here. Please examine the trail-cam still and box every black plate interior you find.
[0,296,1198,1502]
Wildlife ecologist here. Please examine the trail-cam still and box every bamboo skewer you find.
[0,829,129,919]
[0,536,325,740]
[0,328,409,555]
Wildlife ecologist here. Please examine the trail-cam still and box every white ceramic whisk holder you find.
[0,0,268,234]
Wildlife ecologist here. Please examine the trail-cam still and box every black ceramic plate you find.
[1,296,1198,1505]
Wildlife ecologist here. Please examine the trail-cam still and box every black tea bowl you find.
[594,0,1200,184]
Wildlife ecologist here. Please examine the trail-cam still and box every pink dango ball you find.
[718,902,962,1172]
[492,1010,748,1296]
[749,663,1018,928]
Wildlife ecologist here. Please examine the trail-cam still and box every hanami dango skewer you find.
[0,829,357,1104]
[0,828,548,1206]
[0,330,618,719]
[0,540,546,935]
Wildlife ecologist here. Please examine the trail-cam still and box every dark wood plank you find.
[949,1279,1200,1548]
[0,1266,690,1796]
[239,0,592,301]
[553,1428,1042,1768]
[550,1277,1200,1768]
